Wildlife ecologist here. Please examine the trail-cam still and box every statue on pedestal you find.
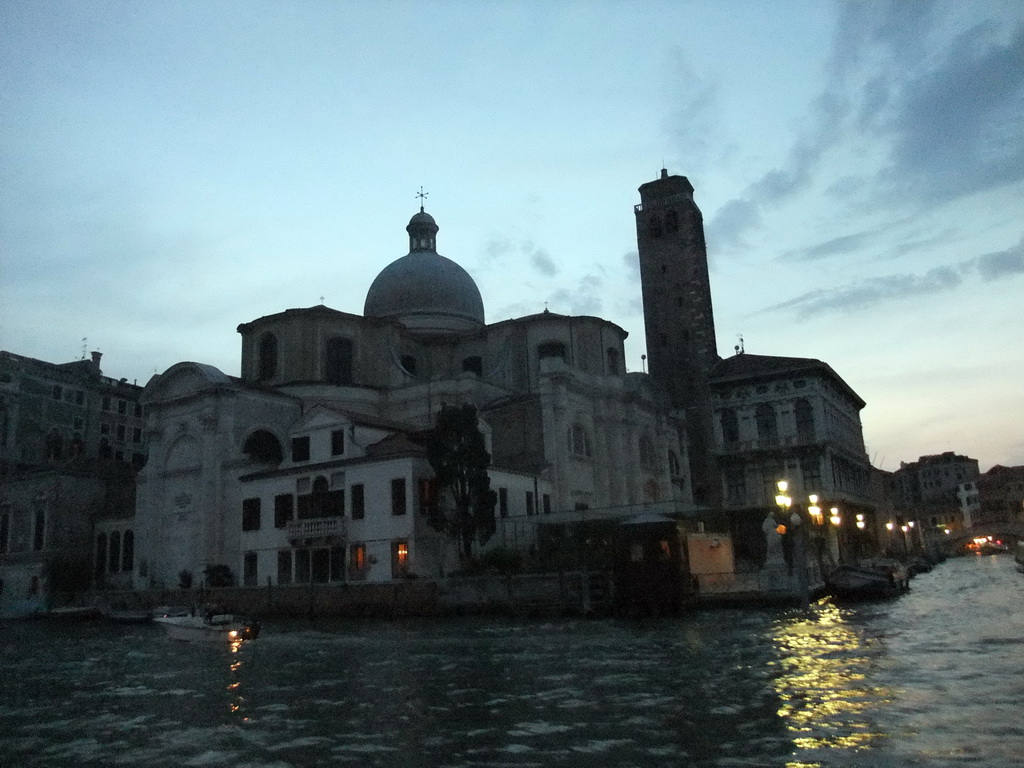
[762,512,786,569]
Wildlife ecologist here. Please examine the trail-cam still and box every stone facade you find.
[133,208,695,589]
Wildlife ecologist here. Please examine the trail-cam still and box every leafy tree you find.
[203,564,234,588]
[426,403,497,560]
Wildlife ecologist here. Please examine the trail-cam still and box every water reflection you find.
[226,640,246,717]
[771,601,893,756]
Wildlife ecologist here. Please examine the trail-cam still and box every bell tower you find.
[635,169,720,506]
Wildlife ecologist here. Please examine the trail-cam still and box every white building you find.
[133,207,694,589]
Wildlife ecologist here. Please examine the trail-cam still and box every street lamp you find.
[776,479,809,607]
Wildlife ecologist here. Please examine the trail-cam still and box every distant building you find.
[974,464,1024,526]
[890,451,980,535]
[0,350,146,470]
[0,351,144,613]
[710,352,874,562]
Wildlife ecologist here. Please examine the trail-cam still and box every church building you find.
[133,200,694,589]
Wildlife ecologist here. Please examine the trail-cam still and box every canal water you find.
[1,554,1021,768]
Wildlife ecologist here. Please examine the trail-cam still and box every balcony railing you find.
[287,516,346,542]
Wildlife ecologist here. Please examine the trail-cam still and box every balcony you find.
[286,516,346,544]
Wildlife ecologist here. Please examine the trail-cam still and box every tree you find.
[426,403,498,560]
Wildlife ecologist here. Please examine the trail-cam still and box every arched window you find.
[721,408,739,444]
[243,430,283,464]
[538,341,567,362]
[568,423,592,458]
[643,479,661,502]
[606,347,620,375]
[109,531,121,574]
[462,356,482,376]
[257,332,278,381]
[756,404,778,444]
[122,530,134,572]
[400,355,418,376]
[324,337,353,385]
[795,398,815,441]
[46,429,63,460]
[95,533,107,579]
[638,434,657,470]
[668,450,681,477]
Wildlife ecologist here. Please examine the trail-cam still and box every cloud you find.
[782,230,874,262]
[548,273,603,316]
[763,265,962,318]
[529,247,557,277]
[760,233,1024,318]
[975,237,1024,281]
[883,21,1024,200]
[706,198,762,251]
[621,250,639,282]
[479,236,558,277]
[708,8,1024,255]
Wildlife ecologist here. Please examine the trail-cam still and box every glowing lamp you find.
[886,522,895,531]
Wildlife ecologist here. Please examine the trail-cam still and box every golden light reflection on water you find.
[227,641,248,718]
[771,601,894,754]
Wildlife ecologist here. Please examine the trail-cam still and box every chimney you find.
[90,351,102,372]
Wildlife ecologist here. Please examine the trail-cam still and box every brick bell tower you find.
[635,169,721,507]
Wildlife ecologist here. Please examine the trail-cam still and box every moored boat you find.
[154,612,260,643]
[826,564,904,601]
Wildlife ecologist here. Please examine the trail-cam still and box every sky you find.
[1,0,1022,472]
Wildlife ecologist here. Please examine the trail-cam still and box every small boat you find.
[43,605,102,621]
[102,607,153,624]
[826,564,904,601]
[154,612,261,643]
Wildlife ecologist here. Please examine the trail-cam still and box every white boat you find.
[153,613,260,643]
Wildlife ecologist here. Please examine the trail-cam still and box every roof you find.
[712,353,865,408]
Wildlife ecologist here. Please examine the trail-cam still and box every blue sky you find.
[1,1,1022,471]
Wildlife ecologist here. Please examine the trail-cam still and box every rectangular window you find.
[418,477,437,516]
[543,494,551,514]
[391,540,409,577]
[349,543,366,577]
[330,545,344,582]
[391,478,407,516]
[242,498,261,531]
[116,425,126,442]
[526,491,534,516]
[274,494,294,528]
[295,549,311,583]
[134,403,143,417]
[118,399,127,415]
[499,487,509,518]
[331,429,345,456]
[243,552,258,587]
[311,548,331,583]
[277,550,293,584]
[33,510,45,551]
[52,384,62,400]
[132,428,142,444]
[291,436,310,462]
[102,396,112,411]
[351,484,365,519]
[75,390,85,405]
[0,512,9,554]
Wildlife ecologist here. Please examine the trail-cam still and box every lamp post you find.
[776,480,809,608]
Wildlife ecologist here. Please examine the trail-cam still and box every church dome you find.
[363,210,485,336]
